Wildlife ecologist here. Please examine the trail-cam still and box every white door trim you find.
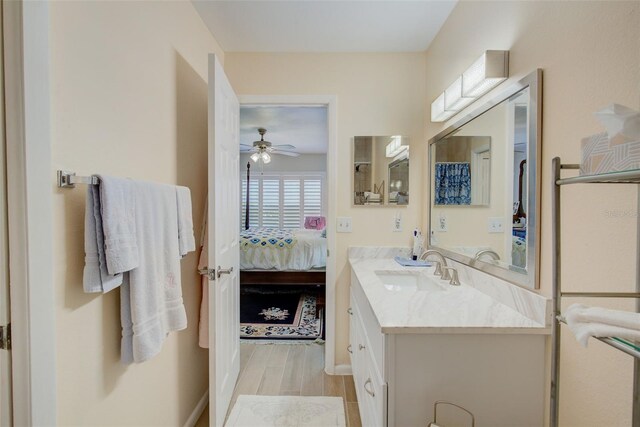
[237,94,338,374]
[3,1,57,424]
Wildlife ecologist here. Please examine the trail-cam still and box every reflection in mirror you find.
[433,137,491,206]
[428,69,541,289]
[353,136,409,206]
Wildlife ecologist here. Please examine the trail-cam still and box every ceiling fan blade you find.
[271,144,296,150]
[240,143,252,148]
[273,151,300,157]
[241,147,258,153]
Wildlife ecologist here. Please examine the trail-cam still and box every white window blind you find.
[241,173,325,229]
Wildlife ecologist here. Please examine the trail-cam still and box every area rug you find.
[240,287,323,340]
[226,395,346,427]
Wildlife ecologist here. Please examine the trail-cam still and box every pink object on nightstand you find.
[304,216,326,230]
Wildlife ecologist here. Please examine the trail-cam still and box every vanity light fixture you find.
[385,135,408,158]
[430,50,509,123]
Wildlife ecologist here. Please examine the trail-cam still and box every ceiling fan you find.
[240,128,300,164]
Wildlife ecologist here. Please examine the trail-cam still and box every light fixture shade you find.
[444,77,475,111]
[261,152,271,164]
[462,50,509,98]
[385,136,407,158]
[250,152,260,162]
[430,92,456,123]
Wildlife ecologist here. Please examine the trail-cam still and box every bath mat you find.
[240,287,323,340]
[226,395,346,427]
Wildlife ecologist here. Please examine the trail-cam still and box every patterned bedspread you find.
[240,228,297,249]
[240,228,326,271]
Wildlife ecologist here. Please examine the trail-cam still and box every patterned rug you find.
[226,395,345,427]
[240,287,323,340]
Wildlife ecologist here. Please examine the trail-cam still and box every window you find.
[241,173,325,229]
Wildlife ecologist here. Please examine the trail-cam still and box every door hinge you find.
[0,323,11,351]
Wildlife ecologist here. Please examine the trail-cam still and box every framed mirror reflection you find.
[353,136,410,206]
[428,70,541,289]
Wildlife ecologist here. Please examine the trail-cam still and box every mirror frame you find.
[427,69,542,290]
[351,136,410,208]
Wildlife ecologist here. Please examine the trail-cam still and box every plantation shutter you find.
[240,173,325,230]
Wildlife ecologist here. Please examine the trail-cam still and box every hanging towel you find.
[97,175,139,274]
[198,221,209,348]
[82,184,123,293]
[120,181,192,363]
[565,303,640,347]
[177,186,196,257]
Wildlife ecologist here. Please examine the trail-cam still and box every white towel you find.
[565,303,640,347]
[82,184,123,293]
[176,186,196,257]
[120,181,192,363]
[97,175,139,274]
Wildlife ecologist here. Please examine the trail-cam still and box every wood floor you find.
[195,342,361,427]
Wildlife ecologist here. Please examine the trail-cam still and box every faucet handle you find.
[442,267,460,286]
[432,260,444,276]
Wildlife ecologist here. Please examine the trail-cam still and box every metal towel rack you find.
[57,170,99,188]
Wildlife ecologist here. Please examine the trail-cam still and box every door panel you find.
[208,53,240,427]
[0,1,12,423]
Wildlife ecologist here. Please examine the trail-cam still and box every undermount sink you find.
[375,271,446,292]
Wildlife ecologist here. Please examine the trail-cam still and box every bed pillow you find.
[304,216,326,230]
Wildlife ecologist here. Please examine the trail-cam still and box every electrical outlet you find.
[392,212,403,232]
[437,213,448,232]
[488,217,504,233]
[336,217,352,233]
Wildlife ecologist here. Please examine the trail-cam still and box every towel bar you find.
[57,170,99,188]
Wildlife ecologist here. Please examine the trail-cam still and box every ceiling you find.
[192,1,457,52]
[240,106,328,154]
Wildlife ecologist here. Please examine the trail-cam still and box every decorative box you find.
[580,132,640,175]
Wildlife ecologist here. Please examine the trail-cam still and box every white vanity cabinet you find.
[349,270,547,427]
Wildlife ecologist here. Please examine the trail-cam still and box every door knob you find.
[217,266,234,278]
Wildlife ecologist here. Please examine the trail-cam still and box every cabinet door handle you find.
[358,344,365,350]
[347,344,353,354]
[347,308,353,315]
[364,378,375,397]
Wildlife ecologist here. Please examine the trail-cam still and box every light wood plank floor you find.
[195,342,361,427]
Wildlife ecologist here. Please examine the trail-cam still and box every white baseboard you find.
[184,390,209,427]
[333,364,352,375]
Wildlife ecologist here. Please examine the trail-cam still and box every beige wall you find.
[425,1,639,425]
[240,153,327,173]
[225,53,426,366]
[50,1,223,424]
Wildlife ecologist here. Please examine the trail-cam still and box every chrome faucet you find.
[442,267,461,286]
[420,249,447,276]
[475,249,500,261]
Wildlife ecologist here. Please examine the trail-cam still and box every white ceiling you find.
[240,106,328,153]
[192,1,457,52]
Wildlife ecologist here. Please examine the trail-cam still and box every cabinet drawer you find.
[358,342,387,427]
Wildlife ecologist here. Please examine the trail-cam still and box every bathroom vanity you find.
[348,254,549,426]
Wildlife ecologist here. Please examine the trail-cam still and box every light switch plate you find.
[488,217,504,233]
[437,213,448,232]
[337,216,352,233]
[392,212,403,232]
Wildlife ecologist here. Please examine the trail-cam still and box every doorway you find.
[238,105,328,345]
[237,95,338,375]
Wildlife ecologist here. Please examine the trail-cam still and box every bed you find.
[239,228,326,284]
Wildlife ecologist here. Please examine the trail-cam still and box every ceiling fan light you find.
[261,152,271,164]
[250,152,260,162]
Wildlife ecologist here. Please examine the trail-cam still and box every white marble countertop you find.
[349,257,550,334]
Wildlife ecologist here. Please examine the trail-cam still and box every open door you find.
[0,2,12,422]
[207,54,241,426]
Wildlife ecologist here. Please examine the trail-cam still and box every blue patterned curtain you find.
[434,162,471,205]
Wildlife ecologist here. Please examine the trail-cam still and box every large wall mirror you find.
[428,70,541,289]
[353,136,410,206]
